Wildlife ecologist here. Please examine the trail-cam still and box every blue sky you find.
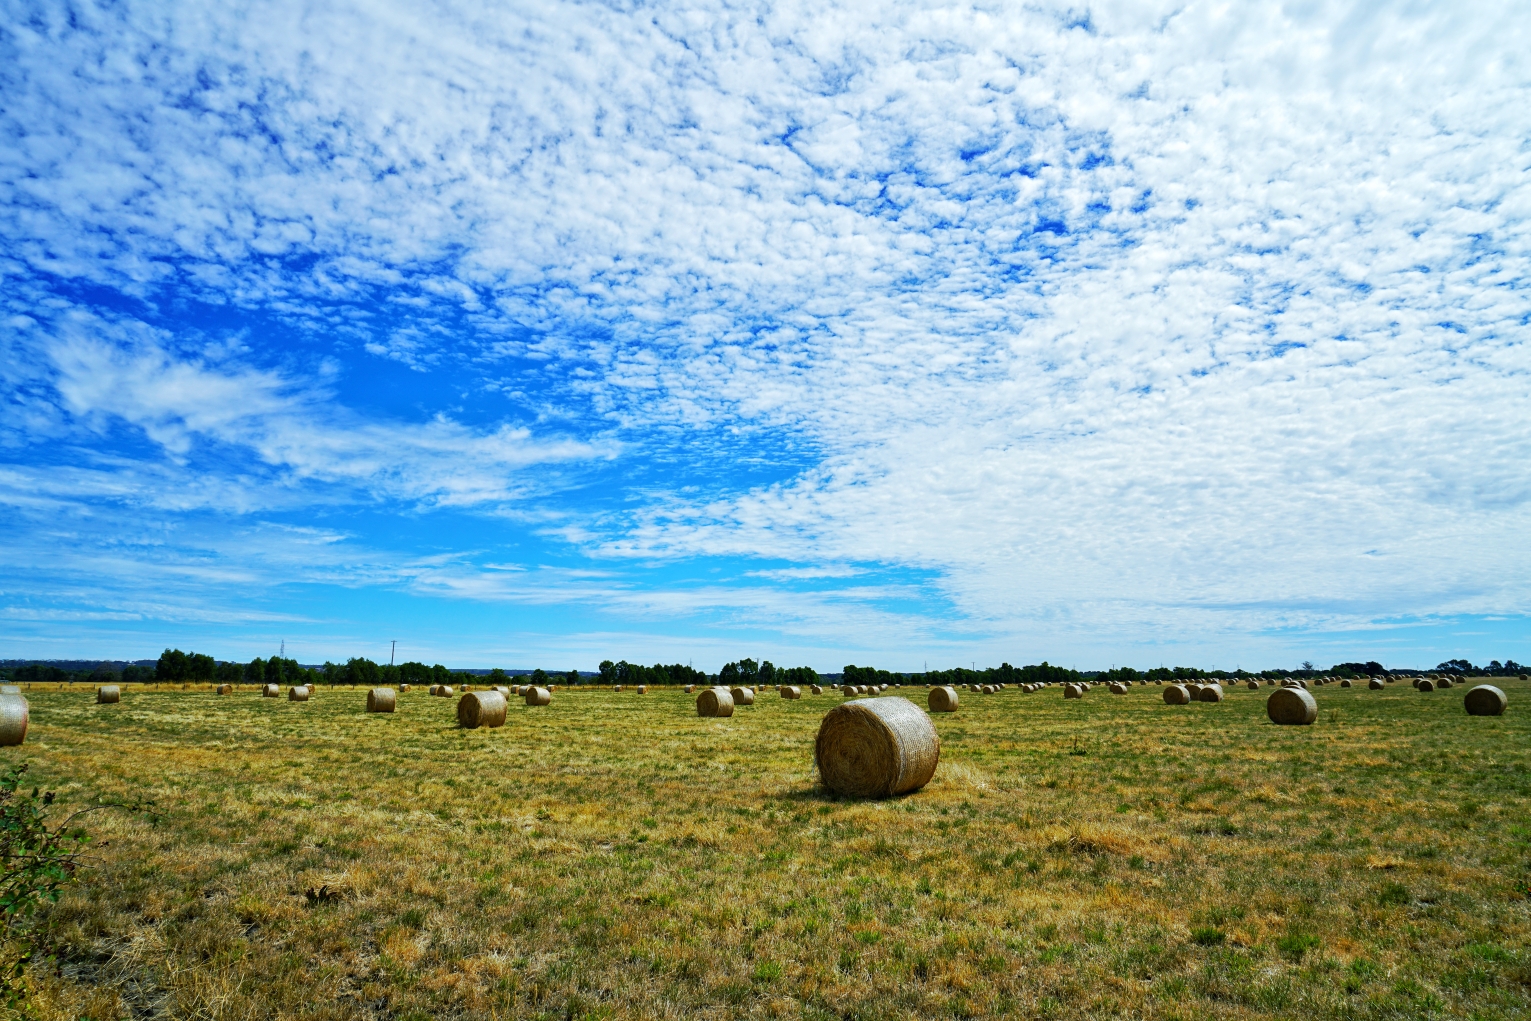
[2,1,1528,672]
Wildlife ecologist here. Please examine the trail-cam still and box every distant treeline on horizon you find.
[1,652,1525,687]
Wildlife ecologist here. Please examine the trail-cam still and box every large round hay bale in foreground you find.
[1267,687,1317,725]
[815,697,940,799]
[96,685,120,704]
[1464,685,1507,717]
[366,688,396,713]
[217,683,233,695]
[457,690,508,729]
[288,686,310,702]
[730,686,755,706]
[697,687,734,717]
[1197,684,1224,703]
[1163,685,1190,705]
[524,686,551,706]
[0,695,27,746]
[262,683,279,698]
[1418,679,1436,693]
[781,686,801,699]
[928,686,958,713]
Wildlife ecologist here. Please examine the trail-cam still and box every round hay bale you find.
[1163,685,1191,705]
[1340,679,1352,688]
[637,684,648,694]
[1418,679,1436,693]
[492,686,510,695]
[367,687,396,713]
[1464,685,1507,717]
[457,690,508,729]
[1109,682,1127,695]
[814,697,940,799]
[685,684,696,694]
[1368,677,1384,690]
[1437,677,1453,689]
[730,686,755,706]
[1063,684,1082,699]
[1246,680,1260,691]
[262,683,279,698]
[288,686,310,702]
[0,685,19,695]
[217,683,233,695]
[613,684,622,692]
[981,684,994,694]
[1267,687,1317,725]
[811,684,823,695]
[1197,684,1224,703]
[928,686,959,713]
[697,686,734,717]
[96,685,121,704]
[525,686,551,706]
[399,683,410,692]
[781,685,802,699]
[0,695,28,746]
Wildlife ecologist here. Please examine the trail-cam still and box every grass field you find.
[7,677,1529,1020]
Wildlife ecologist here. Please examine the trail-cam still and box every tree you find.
[598,660,617,685]
[216,661,241,685]
[488,668,509,684]
[244,658,266,684]
[758,661,776,684]
[531,668,548,685]
[345,658,380,686]
[155,649,189,683]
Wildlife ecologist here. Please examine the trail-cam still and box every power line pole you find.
[390,640,396,666]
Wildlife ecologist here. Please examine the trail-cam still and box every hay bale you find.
[1197,684,1224,703]
[1064,684,1082,699]
[1464,685,1507,717]
[367,688,396,713]
[262,683,279,698]
[1340,679,1352,688]
[288,686,310,702]
[697,686,734,717]
[637,684,648,694]
[814,697,940,799]
[1418,679,1436,693]
[1368,678,1384,690]
[1437,677,1453,689]
[1267,687,1317,725]
[217,684,233,695]
[0,695,28,747]
[928,686,959,713]
[0,685,18,695]
[399,683,410,692]
[458,690,508,729]
[981,684,994,694]
[1163,685,1191,705]
[525,686,551,706]
[1109,682,1128,695]
[811,684,823,695]
[685,684,696,694]
[730,686,755,706]
[613,684,622,692]
[1246,680,1260,691]
[96,685,121,704]
[781,686,802,699]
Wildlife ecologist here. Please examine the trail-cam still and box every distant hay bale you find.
[730,686,755,706]
[1196,684,1224,703]
[697,686,734,717]
[637,684,648,694]
[1064,684,1083,699]
[1437,677,1453,689]
[1109,683,1127,695]
[613,685,622,692]
[288,686,310,702]
[217,684,233,695]
[1418,679,1436,693]
[811,684,823,695]
[781,686,801,699]
[262,683,279,698]
[367,688,396,713]
[458,690,508,729]
[1369,678,1384,690]
[1340,679,1352,688]
[524,686,551,706]
[1163,685,1191,705]
[686,684,696,693]
[493,686,510,695]
[981,684,994,694]
[0,695,28,747]
[1464,685,1507,716]
[928,686,959,713]
[96,685,120,704]
[399,683,410,692]
[814,697,940,799]
[1267,687,1318,725]
[1246,680,1260,690]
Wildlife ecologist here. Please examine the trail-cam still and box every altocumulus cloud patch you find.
[0,0,1528,667]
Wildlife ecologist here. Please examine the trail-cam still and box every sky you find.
[2,0,1529,673]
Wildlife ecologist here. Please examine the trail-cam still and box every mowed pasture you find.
[11,678,1530,1020]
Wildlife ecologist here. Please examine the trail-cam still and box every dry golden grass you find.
[7,678,1530,1020]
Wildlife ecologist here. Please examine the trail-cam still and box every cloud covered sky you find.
[2,0,1528,671]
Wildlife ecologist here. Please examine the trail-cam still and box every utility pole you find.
[279,640,285,659]
[390,640,396,666]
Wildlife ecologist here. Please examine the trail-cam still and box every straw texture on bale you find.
[1197,684,1224,703]
[1164,684,1191,705]
[1340,679,1352,688]
[730,686,755,706]
[217,684,233,695]
[696,686,734,717]
[928,686,958,713]
[781,685,801,699]
[1369,678,1385,690]
[1464,685,1507,717]
[1438,677,1454,689]
[1064,684,1082,699]
[366,688,396,713]
[685,684,696,693]
[524,686,551,706]
[811,684,823,695]
[1246,680,1260,690]
[1108,682,1127,695]
[262,683,279,698]
[814,697,940,799]
[457,690,508,729]
[0,695,27,747]
[1267,687,1318,725]
[0,685,18,695]
[288,686,310,702]
[96,685,121,704]
[1418,679,1436,692]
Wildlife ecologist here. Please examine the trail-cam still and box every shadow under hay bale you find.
[1267,686,1317,725]
[458,690,507,729]
[1464,685,1507,717]
[697,686,734,717]
[815,697,939,799]
[367,688,396,713]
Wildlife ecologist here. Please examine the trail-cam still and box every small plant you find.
[1377,882,1410,906]
[1190,926,1225,946]
[1277,933,1321,960]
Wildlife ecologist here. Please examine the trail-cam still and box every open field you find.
[7,678,1530,1020]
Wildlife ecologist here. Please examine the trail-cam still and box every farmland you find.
[8,678,1530,1020]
